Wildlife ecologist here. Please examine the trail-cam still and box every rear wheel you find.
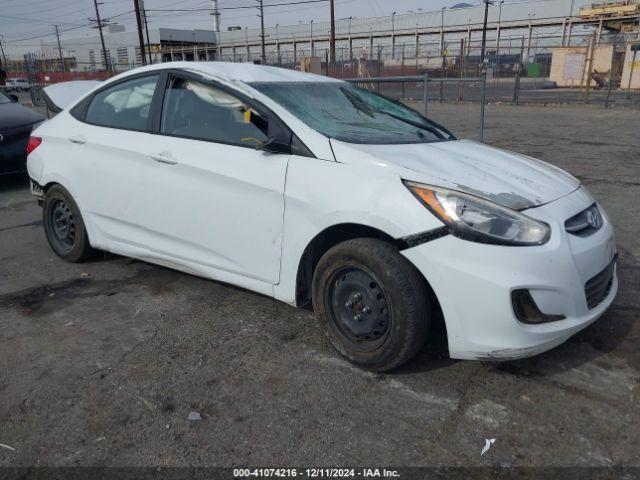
[43,185,95,262]
[312,238,430,372]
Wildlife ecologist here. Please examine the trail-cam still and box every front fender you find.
[273,156,442,305]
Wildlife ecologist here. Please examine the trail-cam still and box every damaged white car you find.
[27,62,617,371]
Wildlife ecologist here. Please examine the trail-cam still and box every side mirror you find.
[9,94,18,102]
[255,137,291,154]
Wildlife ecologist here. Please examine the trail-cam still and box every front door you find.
[138,74,288,285]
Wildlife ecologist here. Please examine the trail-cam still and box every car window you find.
[251,82,451,145]
[160,77,268,147]
[85,74,159,130]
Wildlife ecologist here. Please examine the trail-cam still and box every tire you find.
[42,184,95,262]
[312,238,430,372]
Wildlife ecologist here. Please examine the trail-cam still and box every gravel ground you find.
[0,103,639,470]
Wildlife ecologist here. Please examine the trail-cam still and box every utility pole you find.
[496,0,504,54]
[257,0,266,64]
[480,0,490,67]
[54,25,65,79]
[92,0,110,72]
[329,0,336,63]
[211,0,221,32]
[133,0,147,65]
[0,37,7,72]
[141,0,152,64]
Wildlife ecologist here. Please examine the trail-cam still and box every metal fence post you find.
[480,72,487,143]
[513,64,521,105]
[604,39,617,108]
[423,73,429,116]
[627,48,638,102]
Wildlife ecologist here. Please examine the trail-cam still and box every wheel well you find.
[295,223,448,354]
[43,181,60,191]
[295,224,395,308]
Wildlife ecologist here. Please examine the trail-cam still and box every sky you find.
[0,0,591,57]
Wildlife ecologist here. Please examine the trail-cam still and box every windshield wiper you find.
[343,87,449,140]
[376,109,447,139]
[340,87,375,118]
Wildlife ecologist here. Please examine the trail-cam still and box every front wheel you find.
[312,238,430,372]
[43,184,95,262]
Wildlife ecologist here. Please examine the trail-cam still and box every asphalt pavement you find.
[0,102,638,470]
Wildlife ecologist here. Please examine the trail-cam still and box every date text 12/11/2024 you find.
[233,468,401,478]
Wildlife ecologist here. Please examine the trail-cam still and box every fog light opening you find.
[512,289,566,324]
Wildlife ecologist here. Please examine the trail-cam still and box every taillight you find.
[26,136,42,155]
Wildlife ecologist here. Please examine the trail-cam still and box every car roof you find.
[115,61,342,85]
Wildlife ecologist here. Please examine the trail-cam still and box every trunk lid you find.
[42,80,102,113]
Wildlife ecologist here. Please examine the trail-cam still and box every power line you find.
[146,0,330,13]
[2,9,134,44]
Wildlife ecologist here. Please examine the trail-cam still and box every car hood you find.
[0,102,45,130]
[330,138,580,210]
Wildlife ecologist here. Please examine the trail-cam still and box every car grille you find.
[584,253,617,310]
[565,203,603,237]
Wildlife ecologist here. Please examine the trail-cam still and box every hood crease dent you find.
[330,139,581,210]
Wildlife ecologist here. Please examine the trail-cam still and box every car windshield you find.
[0,90,12,104]
[250,81,453,144]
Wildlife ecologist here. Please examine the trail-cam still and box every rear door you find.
[135,73,289,284]
[67,73,163,249]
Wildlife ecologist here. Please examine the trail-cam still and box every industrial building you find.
[2,0,639,89]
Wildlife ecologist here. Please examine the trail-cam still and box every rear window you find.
[85,74,158,131]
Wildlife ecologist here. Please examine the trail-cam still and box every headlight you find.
[405,181,551,246]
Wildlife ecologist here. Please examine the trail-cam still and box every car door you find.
[137,73,289,285]
[67,73,163,250]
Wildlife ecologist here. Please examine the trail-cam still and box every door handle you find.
[68,135,86,144]
[150,151,178,165]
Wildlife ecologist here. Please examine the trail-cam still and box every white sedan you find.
[27,62,618,371]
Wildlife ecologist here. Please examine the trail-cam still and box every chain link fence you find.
[208,31,640,108]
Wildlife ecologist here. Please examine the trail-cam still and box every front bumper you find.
[402,187,618,360]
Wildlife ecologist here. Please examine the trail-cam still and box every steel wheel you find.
[42,184,95,262]
[325,266,392,352]
[313,238,431,371]
[47,199,77,254]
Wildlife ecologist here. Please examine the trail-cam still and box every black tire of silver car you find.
[312,238,430,372]
[43,184,95,262]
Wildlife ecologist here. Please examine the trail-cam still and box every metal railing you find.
[345,74,488,142]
